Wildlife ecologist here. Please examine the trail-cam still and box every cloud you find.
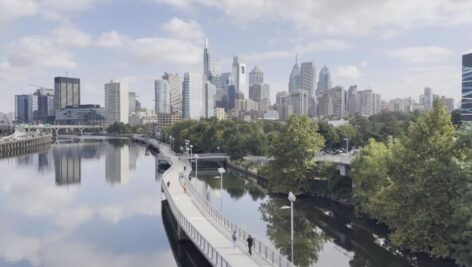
[129,37,201,65]
[53,27,92,47]
[96,31,130,48]
[39,0,104,11]
[336,65,362,79]
[161,17,204,41]
[246,39,351,61]
[155,0,472,36]
[387,46,453,64]
[0,0,39,26]
[8,37,77,68]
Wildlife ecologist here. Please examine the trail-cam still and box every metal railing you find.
[161,157,232,267]
[185,175,296,267]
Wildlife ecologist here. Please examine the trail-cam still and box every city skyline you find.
[0,0,469,113]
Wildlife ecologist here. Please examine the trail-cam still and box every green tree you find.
[262,116,325,193]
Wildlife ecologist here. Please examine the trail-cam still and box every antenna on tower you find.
[295,54,298,64]
[205,38,208,49]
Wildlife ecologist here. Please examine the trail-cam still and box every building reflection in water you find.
[53,144,82,186]
[105,141,130,185]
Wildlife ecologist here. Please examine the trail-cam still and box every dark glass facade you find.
[54,77,81,112]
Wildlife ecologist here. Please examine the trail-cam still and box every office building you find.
[31,88,54,122]
[203,39,221,88]
[155,79,171,114]
[156,111,181,131]
[444,98,455,113]
[54,77,80,112]
[232,56,248,98]
[162,73,181,114]
[249,66,264,86]
[275,91,292,121]
[226,85,236,111]
[55,105,106,125]
[462,53,472,121]
[215,107,225,120]
[289,89,309,116]
[182,73,204,120]
[205,82,216,118]
[300,62,316,95]
[317,90,333,117]
[316,66,331,97]
[15,94,33,123]
[421,87,433,110]
[129,108,158,126]
[129,92,136,114]
[105,80,129,124]
[331,86,346,117]
[288,57,301,92]
[219,72,233,90]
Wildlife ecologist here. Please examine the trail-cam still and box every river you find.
[0,140,456,267]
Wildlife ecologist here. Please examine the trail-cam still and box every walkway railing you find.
[185,176,296,267]
[161,157,232,267]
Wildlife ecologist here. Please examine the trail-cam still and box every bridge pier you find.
[79,128,84,136]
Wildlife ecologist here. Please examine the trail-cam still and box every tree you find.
[262,116,325,193]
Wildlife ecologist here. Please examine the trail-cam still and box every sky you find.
[0,0,471,113]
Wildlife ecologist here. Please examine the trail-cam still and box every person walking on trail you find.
[246,235,254,255]
[232,230,237,248]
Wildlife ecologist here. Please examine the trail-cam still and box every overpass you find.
[18,124,107,135]
[158,143,295,267]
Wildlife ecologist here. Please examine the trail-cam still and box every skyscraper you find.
[155,79,171,114]
[288,57,301,92]
[249,83,270,112]
[182,73,204,120]
[15,94,33,123]
[289,90,309,116]
[54,77,80,112]
[300,62,316,95]
[422,87,433,110]
[232,56,248,98]
[32,88,54,122]
[162,73,182,114]
[203,39,221,88]
[226,85,236,111]
[205,82,216,118]
[129,92,136,114]
[331,86,346,117]
[249,66,264,86]
[316,66,332,97]
[462,53,472,121]
[219,72,233,90]
[105,80,129,124]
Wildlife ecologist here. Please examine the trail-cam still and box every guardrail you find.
[185,175,296,267]
[161,157,232,267]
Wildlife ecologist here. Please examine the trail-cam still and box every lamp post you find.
[189,144,193,161]
[217,167,225,211]
[194,154,199,178]
[281,191,296,263]
[343,138,349,152]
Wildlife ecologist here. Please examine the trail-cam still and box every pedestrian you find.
[167,181,170,187]
[246,235,254,255]
[232,230,237,249]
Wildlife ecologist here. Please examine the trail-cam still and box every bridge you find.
[158,143,295,267]
[17,124,107,135]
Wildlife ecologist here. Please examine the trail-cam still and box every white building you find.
[182,73,204,120]
[205,82,216,118]
[162,73,181,114]
[155,79,171,114]
[105,80,129,125]
[232,56,248,98]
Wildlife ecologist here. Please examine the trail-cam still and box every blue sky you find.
[1,0,471,112]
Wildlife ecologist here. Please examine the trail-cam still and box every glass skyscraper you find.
[462,53,472,121]
[54,77,80,112]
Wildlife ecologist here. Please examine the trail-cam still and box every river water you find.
[0,140,456,267]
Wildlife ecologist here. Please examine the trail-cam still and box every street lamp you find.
[194,154,199,178]
[281,191,296,263]
[216,167,225,211]
[189,144,193,161]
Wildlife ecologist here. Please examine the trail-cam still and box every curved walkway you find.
[158,143,289,267]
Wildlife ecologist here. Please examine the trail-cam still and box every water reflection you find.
[0,140,179,267]
[106,141,130,185]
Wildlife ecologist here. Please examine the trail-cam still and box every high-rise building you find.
[32,88,54,122]
[331,86,346,117]
[205,82,216,118]
[226,85,236,111]
[135,100,142,112]
[105,80,129,124]
[275,91,291,121]
[219,72,233,90]
[232,56,248,98]
[422,87,433,110]
[182,73,204,120]
[54,77,80,112]
[316,66,332,97]
[162,73,182,114]
[317,90,333,117]
[155,79,171,114]
[300,62,316,95]
[359,90,374,117]
[249,66,264,86]
[249,83,270,112]
[444,98,455,113]
[462,53,472,121]
[203,39,221,88]
[15,94,33,123]
[346,85,358,111]
[289,89,309,116]
[288,57,301,92]
[129,92,136,114]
